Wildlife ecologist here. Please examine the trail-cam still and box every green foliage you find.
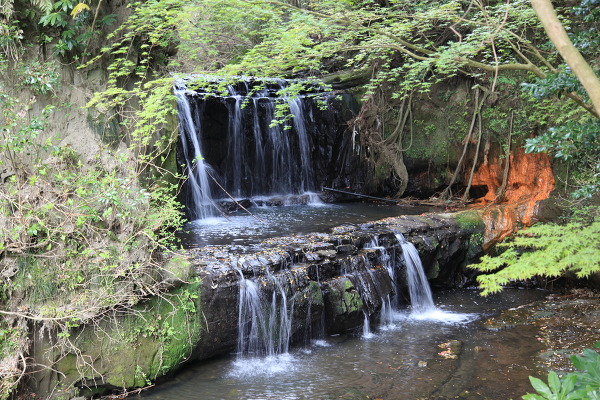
[0,319,26,400]
[0,17,23,66]
[518,0,600,199]
[470,216,600,296]
[0,3,186,395]
[524,343,600,400]
[525,118,600,198]
[37,0,95,58]
[523,68,588,102]
[525,116,600,199]
[15,60,61,95]
[0,88,53,170]
[2,0,117,62]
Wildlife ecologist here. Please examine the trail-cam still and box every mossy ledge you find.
[29,277,203,398]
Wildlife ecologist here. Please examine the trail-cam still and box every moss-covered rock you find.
[453,210,485,232]
[162,254,194,288]
[32,281,203,397]
[323,277,364,333]
[452,210,485,261]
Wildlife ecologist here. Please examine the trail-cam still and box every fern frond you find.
[29,0,53,14]
[0,0,15,18]
[472,218,600,295]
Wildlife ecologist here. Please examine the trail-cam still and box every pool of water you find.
[178,202,435,247]
[141,289,547,400]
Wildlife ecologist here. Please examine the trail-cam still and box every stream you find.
[141,288,546,400]
[177,202,436,247]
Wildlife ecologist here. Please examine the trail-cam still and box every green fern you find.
[28,0,53,14]
[471,218,600,296]
[3,0,55,16]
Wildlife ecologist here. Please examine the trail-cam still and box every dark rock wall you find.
[176,87,368,201]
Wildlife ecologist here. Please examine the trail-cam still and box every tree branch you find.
[531,0,600,117]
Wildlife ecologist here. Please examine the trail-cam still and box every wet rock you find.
[304,252,322,262]
[218,199,254,212]
[29,282,204,397]
[316,249,337,258]
[336,244,356,254]
[265,197,284,206]
[323,277,364,332]
[538,349,573,361]
[438,340,462,359]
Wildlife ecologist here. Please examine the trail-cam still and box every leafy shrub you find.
[16,60,61,95]
[524,343,600,399]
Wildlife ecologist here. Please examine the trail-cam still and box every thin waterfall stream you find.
[396,232,436,314]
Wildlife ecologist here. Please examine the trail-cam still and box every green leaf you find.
[530,376,553,398]
[561,373,577,395]
[548,371,561,395]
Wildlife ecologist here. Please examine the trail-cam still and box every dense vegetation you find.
[0,0,598,398]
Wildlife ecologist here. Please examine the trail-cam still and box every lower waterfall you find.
[395,233,436,314]
[235,268,294,358]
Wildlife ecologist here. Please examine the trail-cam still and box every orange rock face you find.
[469,149,555,249]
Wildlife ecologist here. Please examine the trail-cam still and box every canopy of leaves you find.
[175,0,548,95]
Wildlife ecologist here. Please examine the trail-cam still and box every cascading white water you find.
[379,294,394,326]
[174,89,219,220]
[225,84,246,198]
[395,233,436,313]
[175,79,324,216]
[362,310,373,339]
[288,97,314,193]
[235,267,294,358]
[363,237,397,325]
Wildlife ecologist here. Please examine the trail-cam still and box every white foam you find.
[193,217,228,226]
[408,308,478,324]
[227,353,298,379]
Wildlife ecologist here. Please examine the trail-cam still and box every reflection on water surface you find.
[178,202,434,247]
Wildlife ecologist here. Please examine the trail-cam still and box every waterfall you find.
[225,85,246,198]
[379,294,394,326]
[174,89,219,220]
[364,237,397,325]
[395,233,435,313]
[362,310,373,339]
[235,268,294,358]
[175,78,325,218]
[288,97,314,193]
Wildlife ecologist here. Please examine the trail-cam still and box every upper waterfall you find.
[175,77,342,220]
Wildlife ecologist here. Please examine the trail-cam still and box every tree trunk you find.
[531,0,600,117]
[495,111,514,203]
